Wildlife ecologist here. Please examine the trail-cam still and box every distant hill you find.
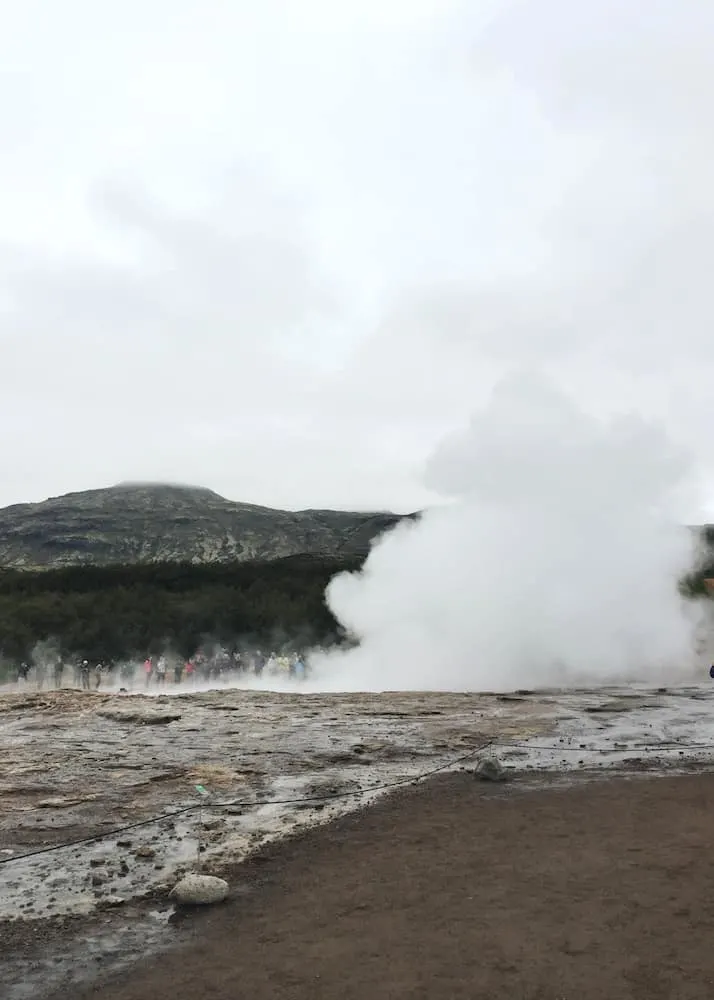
[0,483,416,569]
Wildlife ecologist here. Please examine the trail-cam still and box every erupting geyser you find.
[311,370,703,691]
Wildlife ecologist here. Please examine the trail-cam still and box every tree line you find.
[0,554,363,670]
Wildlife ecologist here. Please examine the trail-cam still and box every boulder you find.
[474,756,508,782]
[170,873,229,906]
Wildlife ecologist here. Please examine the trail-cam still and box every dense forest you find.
[0,554,363,670]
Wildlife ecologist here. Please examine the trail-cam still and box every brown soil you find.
[55,770,714,1000]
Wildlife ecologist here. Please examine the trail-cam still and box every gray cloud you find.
[2,1,714,515]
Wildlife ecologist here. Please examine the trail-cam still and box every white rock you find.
[169,873,229,905]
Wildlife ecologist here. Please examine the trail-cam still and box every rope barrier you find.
[2,734,712,867]
[0,741,493,867]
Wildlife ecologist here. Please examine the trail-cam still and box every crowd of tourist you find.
[13,648,311,689]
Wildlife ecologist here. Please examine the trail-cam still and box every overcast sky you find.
[3,0,714,513]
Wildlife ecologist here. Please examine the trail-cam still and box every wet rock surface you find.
[96,707,183,725]
[1,682,714,998]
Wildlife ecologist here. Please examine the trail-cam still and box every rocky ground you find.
[2,683,714,998]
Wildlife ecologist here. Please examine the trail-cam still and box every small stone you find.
[116,840,133,848]
[105,896,126,907]
[90,859,106,868]
[170,873,229,906]
[91,875,104,887]
[135,846,156,859]
[474,756,508,782]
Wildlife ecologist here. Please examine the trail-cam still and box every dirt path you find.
[54,769,714,1000]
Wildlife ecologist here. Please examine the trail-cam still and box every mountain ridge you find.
[0,483,415,569]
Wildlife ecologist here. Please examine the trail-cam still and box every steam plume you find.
[311,371,703,691]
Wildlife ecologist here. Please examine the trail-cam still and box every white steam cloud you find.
[312,370,703,691]
[305,1,714,692]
